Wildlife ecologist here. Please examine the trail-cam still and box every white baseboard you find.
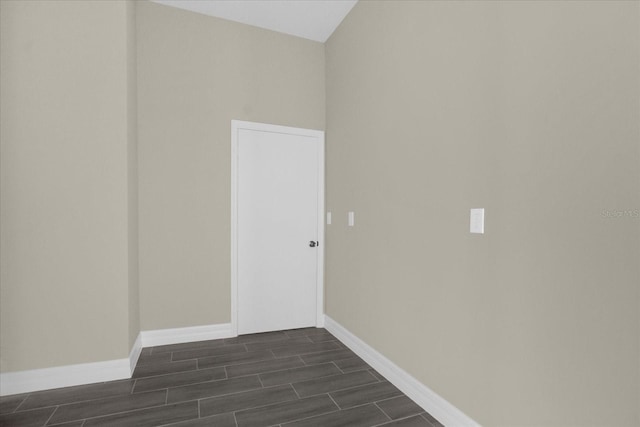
[324,315,480,427]
[129,332,143,374]
[0,358,131,396]
[0,323,233,396]
[140,323,235,348]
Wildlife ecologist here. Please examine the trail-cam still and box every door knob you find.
[309,241,318,247]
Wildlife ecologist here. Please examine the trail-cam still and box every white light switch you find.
[348,211,355,227]
[470,208,485,234]
[327,212,332,225]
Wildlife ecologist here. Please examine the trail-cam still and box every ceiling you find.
[150,0,358,43]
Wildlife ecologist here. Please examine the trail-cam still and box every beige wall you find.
[127,0,140,349]
[0,0,138,371]
[325,1,640,426]
[136,2,325,330]
[2,2,638,424]
[0,0,325,372]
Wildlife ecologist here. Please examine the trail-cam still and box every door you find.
[231,120,324,335]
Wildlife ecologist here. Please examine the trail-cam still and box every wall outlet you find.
[470,208,485,234]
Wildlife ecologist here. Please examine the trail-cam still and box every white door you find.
[232,121,324,335]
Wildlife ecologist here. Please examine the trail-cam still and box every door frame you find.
[230,120,325,336]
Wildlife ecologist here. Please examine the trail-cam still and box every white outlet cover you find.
[348,211,355,227]
[327,212,332,225]
[470,208,485,234]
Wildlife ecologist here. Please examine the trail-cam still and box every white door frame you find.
[230,120,325,336]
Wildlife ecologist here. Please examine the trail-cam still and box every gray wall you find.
[136,2,325,330]
[325,1,640,426]
[0,0,139,371]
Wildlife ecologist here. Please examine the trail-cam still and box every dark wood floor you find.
[0,328,444,427]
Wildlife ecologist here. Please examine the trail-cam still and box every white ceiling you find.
[150,0,358,43]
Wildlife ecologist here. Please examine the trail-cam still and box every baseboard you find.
[129,332,143,374]
[0,358,131,396]
[140,323,235,348]
[0,323,233,396]
[324,315,480,427]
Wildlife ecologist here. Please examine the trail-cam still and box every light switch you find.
[348,211,355,227]
[470,208,485,234]
[327,212,332,225]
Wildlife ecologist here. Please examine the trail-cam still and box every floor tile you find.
[136,351,173,366]
[19,380,135,410]
[133,367,227,393]
[235,394,337,427]
[270,341,341,358]
[167,375,262,403]
[369,369,387,382]
[226,356,305,378]
[330,381,402,409]
[0,394,28,414]
[284,328,328,338]
[378,415,433,427]
[307,332,338,343]
[283,403,389,427]
[334,356,370,373]
[0,328,430,427]
[133,360,198,379]
[421,412,444,426]
[376,396,424,420]
[47,421,85,427]
[224,331,288,345]
[0,407,55,427]
[244,336,312,353]
[164,412,237,426]
[293,370,378,397]
[259,363,340,387]
[300,349,356,365]
[197,350,274,369]
[171,344,248,362]
[151,339,228,354]
[83,401,197,427]
[48,390,167,424]
[199,384,298,417]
